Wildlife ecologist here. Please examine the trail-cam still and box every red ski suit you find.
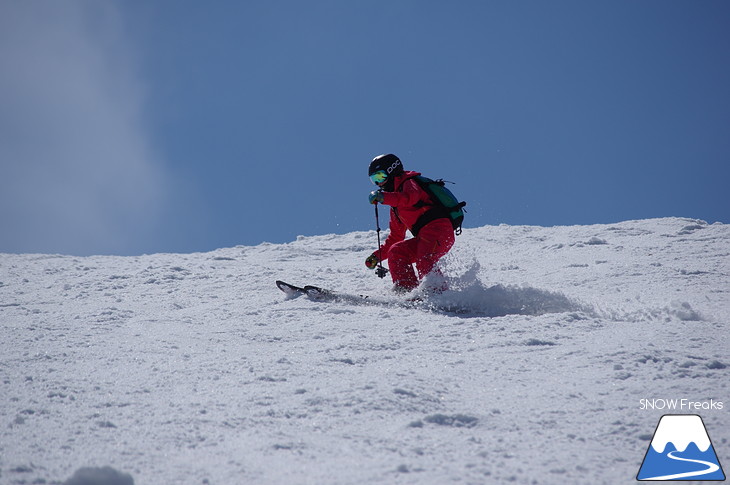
[376,171,455,290]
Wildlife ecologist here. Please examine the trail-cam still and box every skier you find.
[366,154,455,292]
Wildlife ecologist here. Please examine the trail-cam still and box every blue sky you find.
[1,1,729,256]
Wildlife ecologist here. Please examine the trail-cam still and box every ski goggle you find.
[369,170,388,186]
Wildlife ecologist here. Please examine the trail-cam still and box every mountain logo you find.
[637,414,726,481]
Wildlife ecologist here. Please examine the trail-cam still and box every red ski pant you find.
[388,218,455,290]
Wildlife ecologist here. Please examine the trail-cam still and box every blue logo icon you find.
[637,414,725,481]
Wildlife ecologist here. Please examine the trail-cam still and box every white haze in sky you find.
[0,1,165,255]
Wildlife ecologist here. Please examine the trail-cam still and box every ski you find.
[275,280,307,297]
[276,280,370,303]
[276,280,423,309]
[303,285,371,304]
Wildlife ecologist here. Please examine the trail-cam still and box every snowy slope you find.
[1,217,728,484]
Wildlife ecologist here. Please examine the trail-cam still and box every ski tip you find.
[276,280,304,296]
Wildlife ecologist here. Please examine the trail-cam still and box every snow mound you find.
[422,262,586,317]
[63,466,134,485]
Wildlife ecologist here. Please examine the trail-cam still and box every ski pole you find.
[374,202,389,278]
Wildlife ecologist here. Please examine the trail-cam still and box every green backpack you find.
[412,176,467,236]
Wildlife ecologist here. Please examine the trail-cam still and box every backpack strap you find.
[392,175,452,236]
[411,207,449,236]
[409,176,449,236]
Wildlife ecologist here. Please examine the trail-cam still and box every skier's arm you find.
[381,179,422,208]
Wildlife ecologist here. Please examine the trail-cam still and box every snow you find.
[0,217,728,484]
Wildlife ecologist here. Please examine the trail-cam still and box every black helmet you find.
[368,154,403,187]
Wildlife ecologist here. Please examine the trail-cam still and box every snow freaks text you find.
[639,398,724,411]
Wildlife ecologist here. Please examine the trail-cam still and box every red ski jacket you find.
[378,171,447,259]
